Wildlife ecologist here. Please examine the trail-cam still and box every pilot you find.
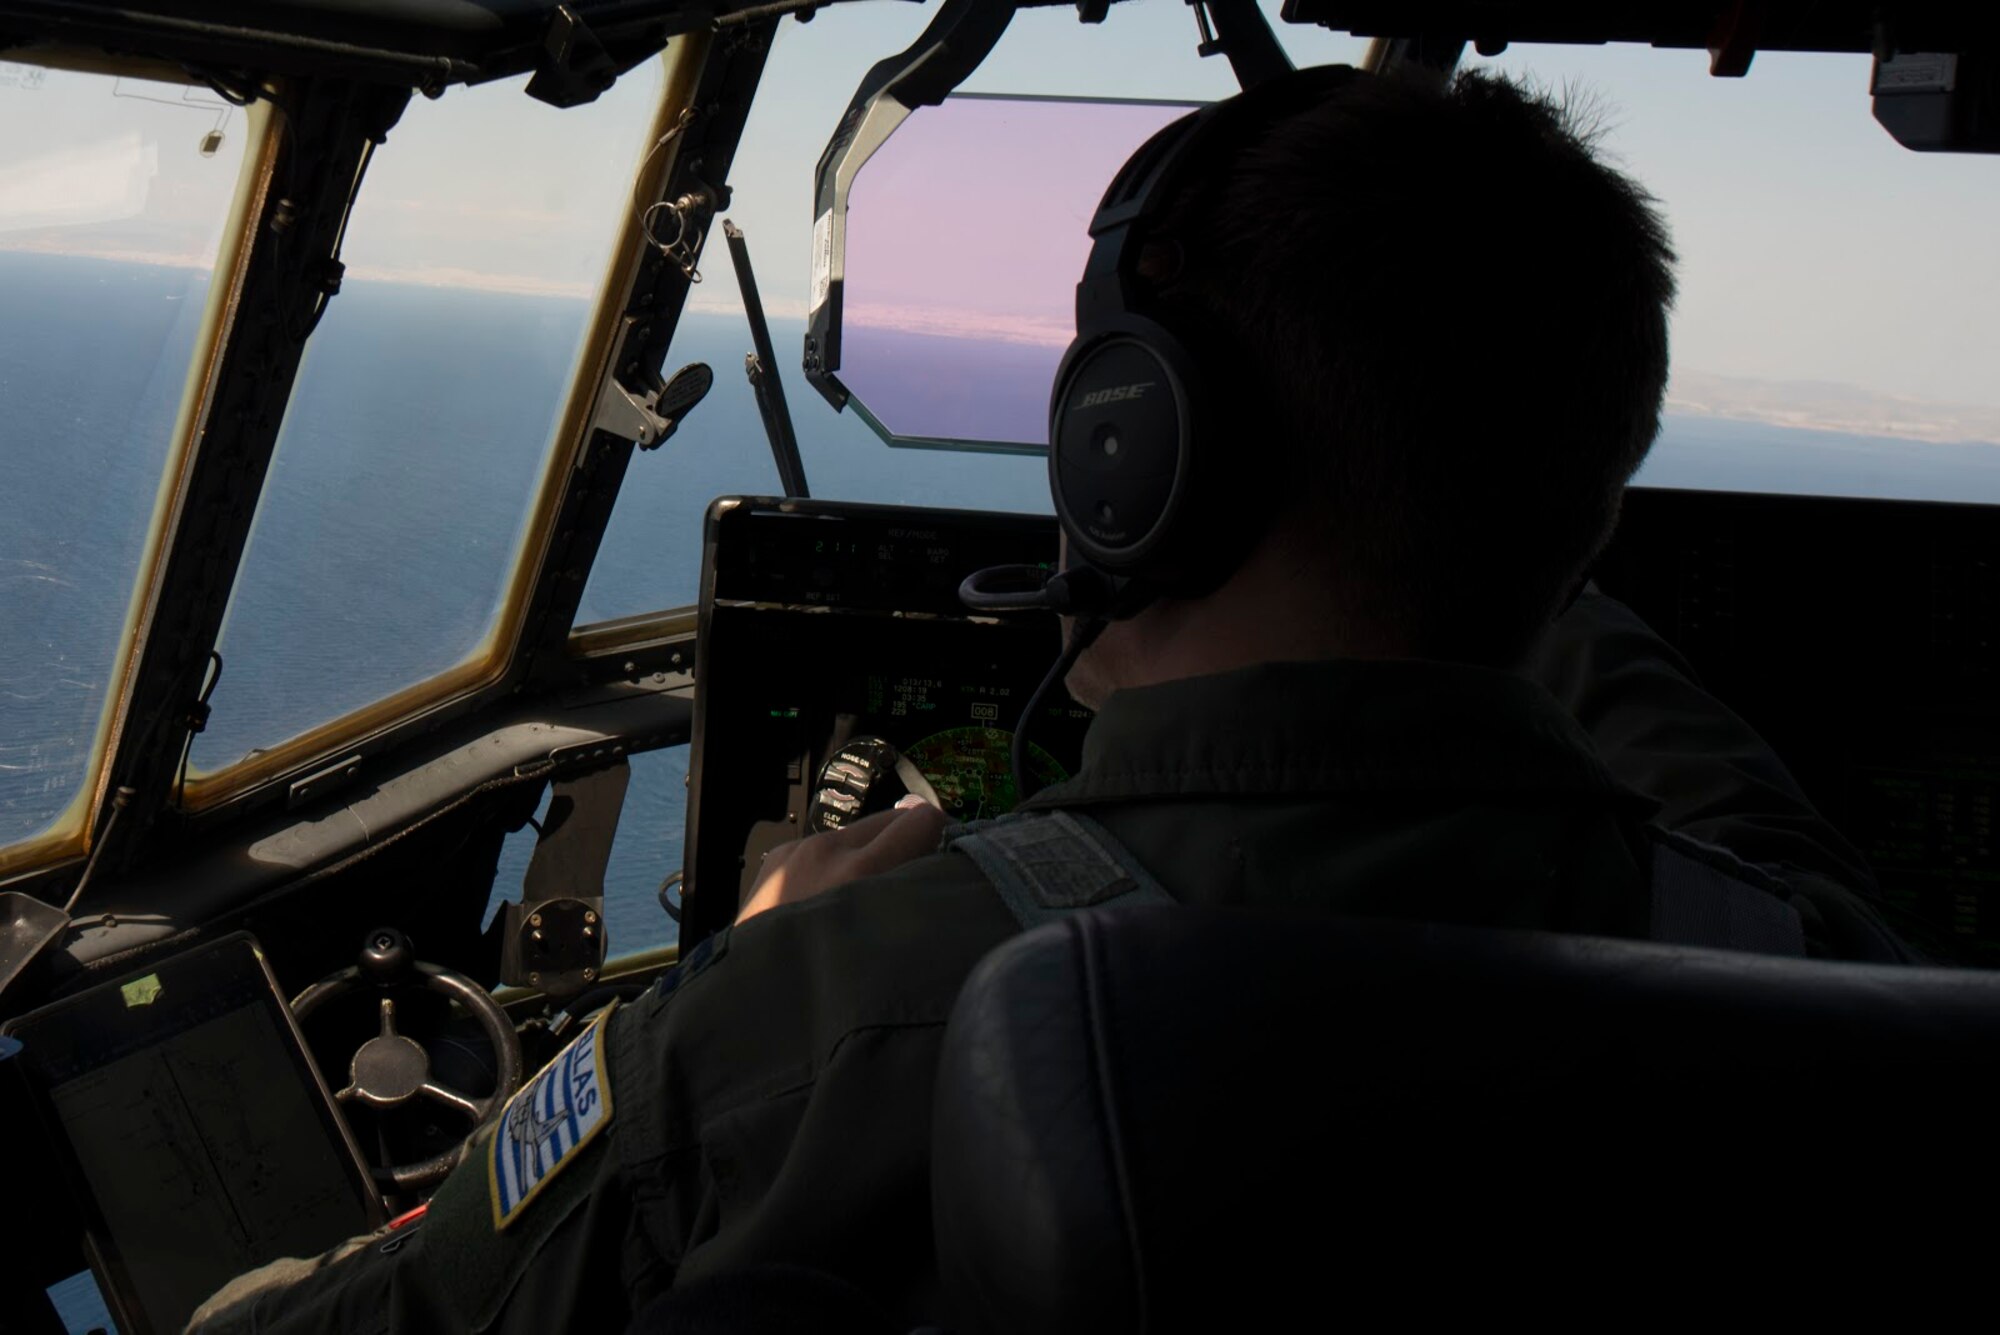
[189,62,1914,1335]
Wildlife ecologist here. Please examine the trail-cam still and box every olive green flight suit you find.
[187,594,1911,1334]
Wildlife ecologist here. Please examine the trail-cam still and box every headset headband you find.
[985,65,1381,620]
[1075,63,1368,337]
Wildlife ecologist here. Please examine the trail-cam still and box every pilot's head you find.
[1057,65,1676,706]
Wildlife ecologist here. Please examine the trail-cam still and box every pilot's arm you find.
[185,1056,649,1334]
[1531,586,1920,961]
[185,803,969,1335]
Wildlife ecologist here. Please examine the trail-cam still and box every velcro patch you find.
[489,1002,616,1230]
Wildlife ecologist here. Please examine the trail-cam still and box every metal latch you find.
[591,360,714,449]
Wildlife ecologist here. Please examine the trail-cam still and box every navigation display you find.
[903,724,1070,823]
[834,665,1078,823]
[3,934,382,1335]
[685,499,1090,943]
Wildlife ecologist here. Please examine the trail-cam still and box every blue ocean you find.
[12,249,2000,1330]
[0,252,1058,963]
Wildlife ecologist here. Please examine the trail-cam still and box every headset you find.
[961,65,1368,799]
[964,63,1367,622]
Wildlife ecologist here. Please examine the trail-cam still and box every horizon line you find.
[5,244,1995,448]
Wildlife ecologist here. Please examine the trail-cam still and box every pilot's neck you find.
[1064,538,1399,709]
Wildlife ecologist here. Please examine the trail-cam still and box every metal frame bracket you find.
[593,374,676,447]
[591,356,715,449]
[497,760,630,997]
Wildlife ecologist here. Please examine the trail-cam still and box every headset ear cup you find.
[1048,67,1366,604]
[1048,317,1203,583]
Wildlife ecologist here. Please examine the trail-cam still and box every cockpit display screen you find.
[2,933,382,1334]
[684,498,1091,943]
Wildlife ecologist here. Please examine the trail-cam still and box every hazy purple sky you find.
[845,96,1190,344]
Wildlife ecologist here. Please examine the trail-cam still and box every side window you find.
[1458,43,2000,503]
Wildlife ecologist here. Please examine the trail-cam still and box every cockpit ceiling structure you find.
[1287,2,2000,57]
[1,1,1996,98]
[0,0,874,96]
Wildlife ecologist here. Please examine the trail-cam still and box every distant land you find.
[1668,369,2000,448]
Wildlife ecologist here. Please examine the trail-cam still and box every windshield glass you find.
[578,3,1369,627]
[1457,42,2000,504]
[835,93,1196,452]
[188,59,668,775]
[0,62,248,849]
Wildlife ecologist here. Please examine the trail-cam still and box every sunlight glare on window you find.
[0,63,245,847]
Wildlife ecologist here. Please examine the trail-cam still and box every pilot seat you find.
[931,906,2000,1328]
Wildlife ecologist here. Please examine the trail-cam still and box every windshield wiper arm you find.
[724,220,810,499]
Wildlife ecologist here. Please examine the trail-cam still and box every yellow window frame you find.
[173,32,716,816]
[0,59,279,879]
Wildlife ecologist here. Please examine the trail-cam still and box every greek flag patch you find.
[489,1002,616,1230]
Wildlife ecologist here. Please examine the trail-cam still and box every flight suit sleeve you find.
[185,853,1014,1335]
[184,1009,663,1335]
[1531,588,1922,961]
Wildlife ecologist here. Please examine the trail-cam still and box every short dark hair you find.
[1157,68,1676,665]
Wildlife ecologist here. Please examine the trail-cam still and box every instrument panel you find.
[1599,485,2000,966]
[683,498,1089,945]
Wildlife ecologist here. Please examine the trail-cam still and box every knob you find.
[359,927,416,984]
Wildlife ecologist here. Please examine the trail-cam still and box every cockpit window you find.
[1458,43,2000,505]
[577,3,1369,626]
[187,59,668,776]
[0,62,249,850]
[833,93,1195,453]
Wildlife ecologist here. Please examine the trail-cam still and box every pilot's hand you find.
[737,797,946,925]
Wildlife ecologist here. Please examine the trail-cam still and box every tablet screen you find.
[6,934,382,1334]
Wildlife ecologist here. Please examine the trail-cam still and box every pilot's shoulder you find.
[608,849,1018,1135]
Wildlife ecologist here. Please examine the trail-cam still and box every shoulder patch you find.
[489,1001,616,1230]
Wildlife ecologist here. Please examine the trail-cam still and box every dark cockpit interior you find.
[685,498,1092,940]
[2,1,2000,1330]
[1597,487,2000,964]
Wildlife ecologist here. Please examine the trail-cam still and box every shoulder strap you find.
[1646,829,1807,957]
[950,810,1810,954]
[943,810,1175,930]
